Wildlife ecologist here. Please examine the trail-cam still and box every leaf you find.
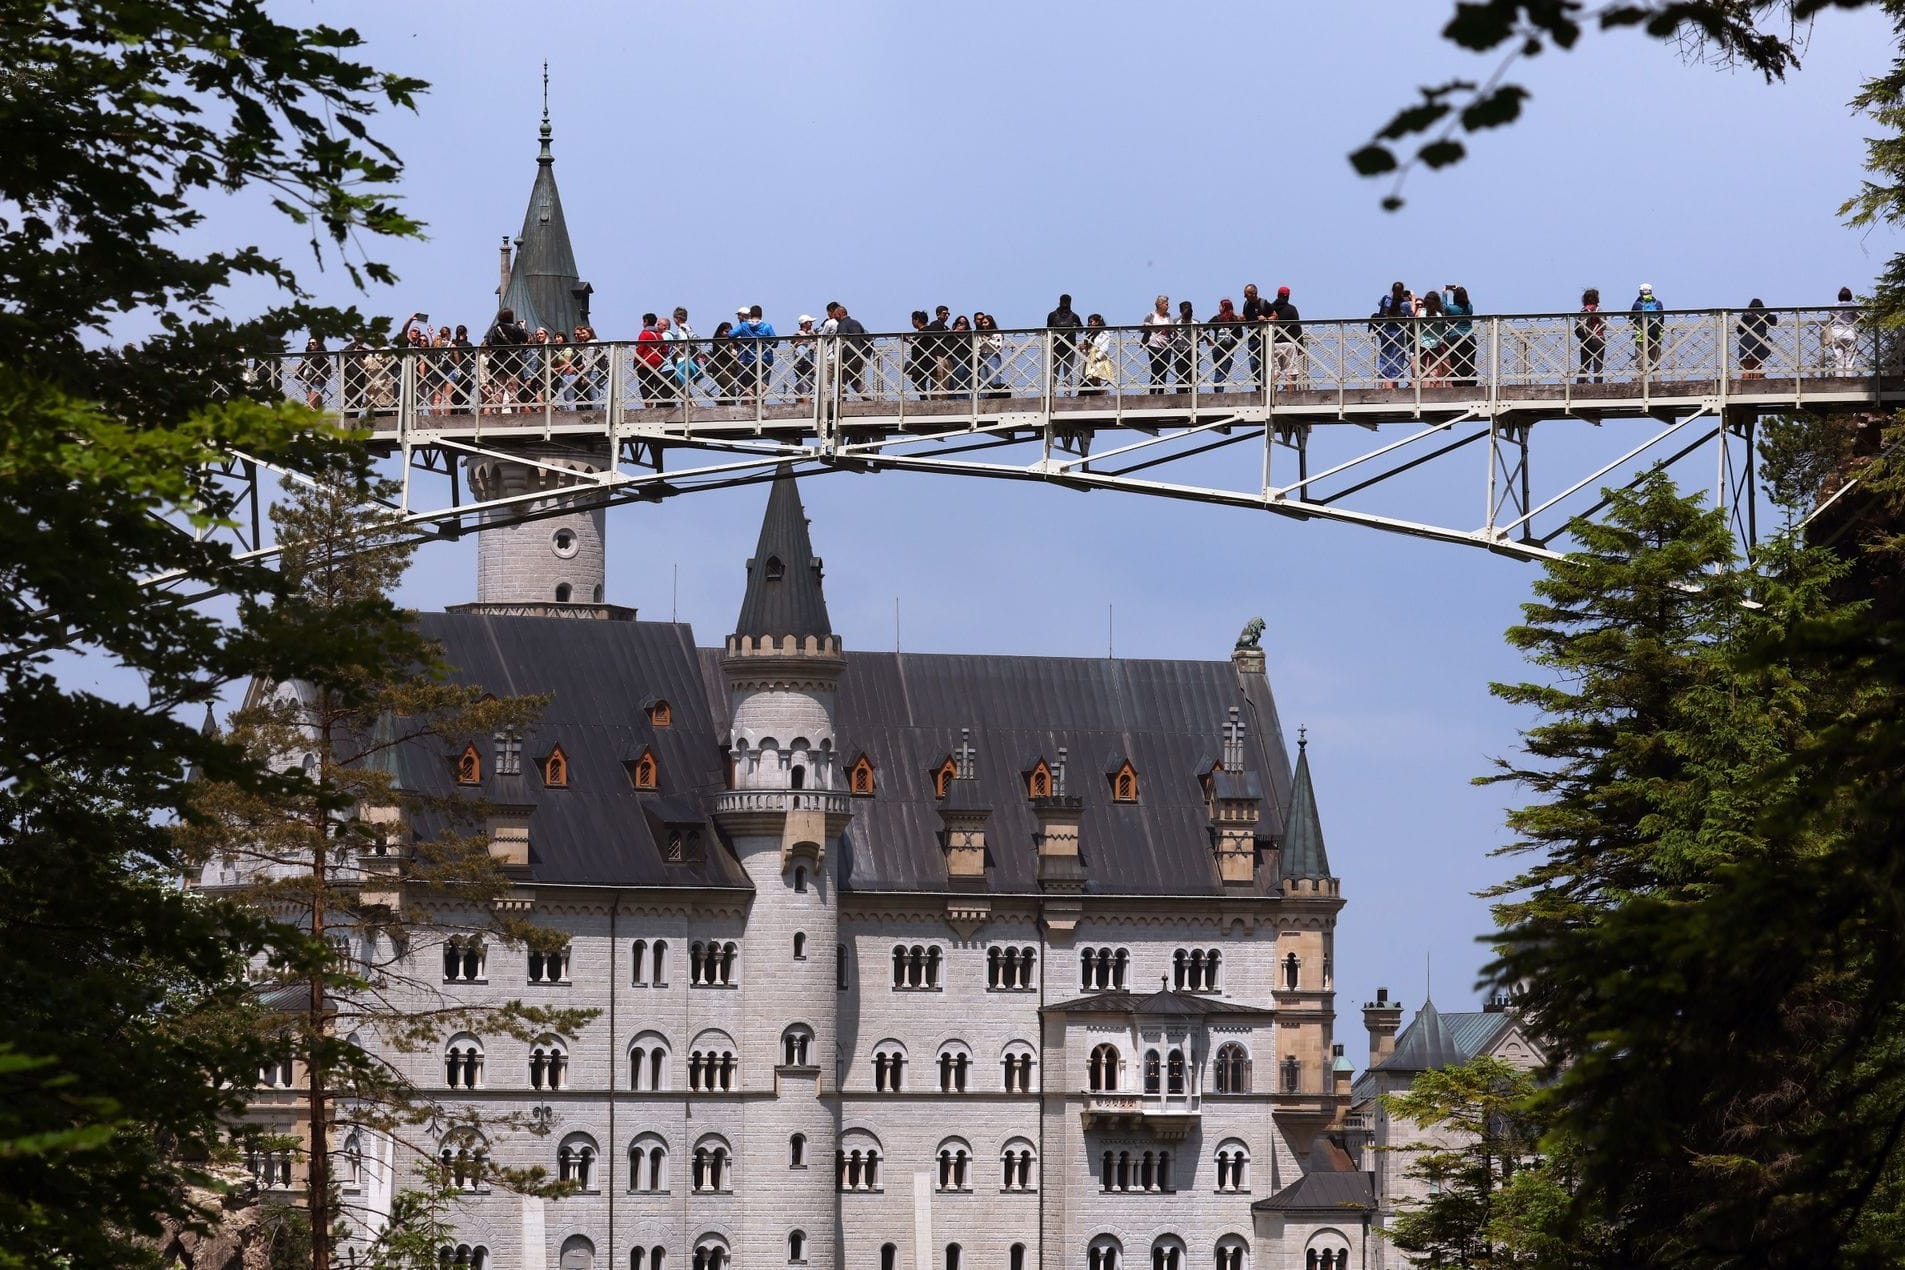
[1350,144,1400,175]
[1420,139,1468,168]
[1461,84,1530,131]
[1377,100,1454,141]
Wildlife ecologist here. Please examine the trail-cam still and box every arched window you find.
[999,1138,1037,1191]
[1012,1246,1027,1270]
[882,1247,898,1270]
[630,747,659,791]
[541,744,569,788]
[1214,1140,1251,1193]
[932,756,957,799]
[1089,1043,1120,1092]
[690,941,739,987]
[628,1133,669,1192]
[439,1244,490,1269]
[646,699,673,727]
[837,944,849,990]
[1151,1238,1185,1270]
[946,1245,962,1270]
[1112,761,1140,802]
[936,1041,972,1093]
[687,1032,738,1093]
[1089,1236,1124,1270]
[1175,947,1221,992]
[1282,952,1300,991]
[555,582,574,604]
[1214,1238,1248,1270]
[793,931,807,959]
[528,942,571,984]
[1303,1239,1349,1270]
[793,866,807,893]
[790,1133,807,1168]
[1144,1048,1162,1094]
[693,1236,731,1270]
[1027,759,1052,799]
[652,939,668,984]
[557,1133,598,1189]
[849,755,876,796]
[691,1136,734,1193]
[456,743,481,785]
[259,1054,294,1088]
[782,1025,814,1068]
[872,1041,907,1092]
[1281,1055,1301,1094]
[444,1033,484,1089]
[1214,1043,1250,1094]
[1167,1048,1187,1095]
[631,938,649,985]
[788,1231,808,1264]
[1002,1042,1036,1093]
[628,1031,670,1091]
[437,1131,489,1193]
[935,1137,973,1192]
[530,1036,569,1090]
[838,1130,884,1192]
[443,937,485,983]
[631,1247,667,1270]
[340,1129,363,1187]
[1079,947,1128,991]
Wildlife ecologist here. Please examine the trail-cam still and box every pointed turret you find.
[1281,732,1333,882]
[1377,998,1464,1073]
[499,74,591,335]
[733,469,836,650]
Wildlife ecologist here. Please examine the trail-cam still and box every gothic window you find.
[1214,1043,1250,1094]
[630,748,659,791]
[693,1237,731,1270]
[932,756,957,800]
[691,1136,733,1193]
[1089,1043,1121,1092]
[628,1032,669,1091]
[1214,1140,1251,1193]
[1111,760,1140,802]
[528,943,571,984]
[442,936,485,983]
[541,744,569,788]
[1214,1239,1248,1270]
[444,1034,483,1089]
[437,1131,489,1193]
[782,1025,814,1068]
[790,1133,807,1168]
[1151,1239,1185,1270]
[1027,758,1053,799]
[647,699,673,728]
[765,555,785,580]
[788,1232,808,1264]
[495,730,522,776]
[872,1041,907,1092]
[935,1138,973,1192]
[1281,1055,1301,1094]
[341,1129,363,1187]
[1167,1048,1187,1095]
[936,1042,972,1093]
[530,1037,569,1090]
[1001,1042,1036,1093]
[628,1134,669,1191]
[689,941,738,986]
[455,743,481,785]
[849,755,876,796]
[839,1132,885,1192]
[1144,1049,1162,1094]
[557,1133,598,1189]
[999,1138,1037,1191]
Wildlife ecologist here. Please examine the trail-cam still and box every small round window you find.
[552,528,580,559]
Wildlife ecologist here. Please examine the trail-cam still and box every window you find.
[838,1132,884,1192]
[935,1138,973,1192]
[987,945,1037,991]
[445,1034,483,1089]
[495,730,522,776]
[531,1037,569,1090]
[1089,1237,1123,1270]
[1304,1246,1349,1270]
[1079,947,1128,991]
[1001,1043,1036,1093]
[529,944,571,984]
[438,1131,489,1192]
[782,1025,814,1068]
[551,527,578,557]
[1168,1048,1187,1095]
[1151,1239,1185,1270]
[936,1042,972,1093]
[1282,952,1300,991]
[628,1134,669,1192]
[793,867,807,893]
[259,1054,294,1088]
[555,582,574,603]
[793,931,807,959]
[1281,1055,1300,1094]
[1214,1044,1250,1094]
[243,1142,294,1188]
[628,1032,670,1091]
[1144,1049,1161,1095]
[1027,759,1052,799]
[1012,1247,1026,1270]
[691,1136,733,1193]
[999,1138,1037,1191]
[439,1244,490,1269]
[836,944,849,990]
[1214,1140,1251,1193]
[341,1129,363,1187]
[872,1041,907,1092]
[687,1040,738,1093]
[632,938,669,985]
[690,941,737,987]
[456,743,481,785]
[647,699,673,727]
[443,937,486,983]
[1214,1239,1248,1270]
[630,747,659,791]
[693,1238,731,1270]
[542,744,569,788]
[1111,760,1139,802]
[946,1245,962,1270]
[891,944,942,990]
[664,828,703,862]
[789,1232,808,1265]
[882,1245,898,1270]
[1099,1150,1173,1193]
[1089,1044,1121,1092]
[764,555,785,580]
[849,755,876,796]
[631,1248,667,1270]
[789,1133,807,1168]
[557,1133,598,1189]
[932,756,957,800]
[1174,948,1221,993]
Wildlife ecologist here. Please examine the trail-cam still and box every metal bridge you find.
[217,306,1898,569]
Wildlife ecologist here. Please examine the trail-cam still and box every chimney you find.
[1209,707,1261,888]
[1364,987,1403,1065]
[939,729,989,885]
[485,803,533,876]
[497,235,513,307]
[1034,745,1086,892]
[1331,1042,1353,1101]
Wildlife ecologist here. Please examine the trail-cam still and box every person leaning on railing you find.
[1736,300,1776,380]
[295,337,330,410]
[1442,286,1475,387]
[1081,314,1114,394]
[1575,290,1605,384]
[1206,298,1245,392]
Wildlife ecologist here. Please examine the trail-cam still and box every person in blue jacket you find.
[733,304,778,401]
[1631,283,1664,373]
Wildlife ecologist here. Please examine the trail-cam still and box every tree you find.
[178,464,595,1270]
[0,3,423,1263]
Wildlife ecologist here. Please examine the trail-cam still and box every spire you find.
[1281,731,1333,881]
[500,71,590,336]
[1378,998,1465,1072]
[735,468,834,644]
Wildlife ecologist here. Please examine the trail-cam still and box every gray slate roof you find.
[1350,1003,1519,1103]
[1280,738,1331,880]
[735,470,833,642]
[1254,1168,1375,1214]
[500,117,588,336]
[1045,988,1271,1017]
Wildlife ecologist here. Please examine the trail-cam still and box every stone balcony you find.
[711,788,855,839]
[1079,1091,1201,1139]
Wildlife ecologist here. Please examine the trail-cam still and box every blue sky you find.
[153,2,1898,1051]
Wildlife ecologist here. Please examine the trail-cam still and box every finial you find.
[537,62,554,162]
[1298,725,1307,749]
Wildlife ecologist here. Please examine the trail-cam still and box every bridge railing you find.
[249,308,1891,431]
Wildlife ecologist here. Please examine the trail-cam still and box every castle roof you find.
[500,108,589,336]
[1279,736,1332,880]
[1254,1139,1375,1214]
[734,469,833,643]
[1349,1000,1521,1102]
[1044,987,1271,1017]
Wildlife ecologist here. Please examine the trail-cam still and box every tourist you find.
[1081,314,1114,394]
[974,311,1006,397]
[1736,299,1777,380]
[906,310,934,398]
[1269,286,1305,389]
[792,315,817,404]
[1443,285,1476,386]
[1576,288,1605,384]
[709,320,741,403]
[1173,300,1197,393]
[1048,293,1084,393]
[734,304,777,401]
[949,314,975,397]
[1142,294,1174,391]
[1206,297,1245,392]
[1630,284,1664,373]
[635,313,669,406]
[1828,286,1861,374]
[571,324,603,409]
[1371,282,1411,388]
[1415,289,1448,387]
[481,307,527,411]
[829,302,868,399]
[1241,283,1271,387]
[669,307,702,399]
[295,337,330,411]
[928,306,954,396]
[451,324,475,410]
[549,331,579,408]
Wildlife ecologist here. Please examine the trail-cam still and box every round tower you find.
[466,447,607,609]
[713,469,850,1270]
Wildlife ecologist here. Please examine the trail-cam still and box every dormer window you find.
[1027,759,1052,800]
[765,555,785,581]
[1111,761,1139,803]
[629,748,659,791]
[932,757,957,801]
[456,744,481,786]
[541,745,569,789]
[647,700,673,728]
[849,755,876,797]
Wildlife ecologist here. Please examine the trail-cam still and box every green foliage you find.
[0,2,424,1264]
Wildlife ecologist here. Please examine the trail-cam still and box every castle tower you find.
[1274,733,1347,1153]
[713,470,850,1270]
[464,89,607,615]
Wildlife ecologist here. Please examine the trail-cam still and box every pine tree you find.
[179,459,595,1270]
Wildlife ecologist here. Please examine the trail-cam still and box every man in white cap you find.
[792,314,818,405]
[1630,283,1664,372]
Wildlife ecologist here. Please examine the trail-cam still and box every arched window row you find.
[1214,1141,1251,1192]
[837,1146,883,1191]
[891,944,943,990]
[692,1240,730,1270]
[1089,1043,1121,1093]
[1151,1243,1184,1270]
[438,1138,488,1192]
[1002,1050,1036,1093]
[937,1046,971,1093]
[1215,1242,1247,1270]
[1088,1240,1123,1270]
[1304,1252,1348,1270]
[556,1135,597,1189]
[1079,947,1129,992]
[1143,1047,1189,1096]
[529,944,571,984]
[782,1026,814,1068]
[630,938,669,986]
[690,1142,732,1192]
[1099,1148,1175,1193]
[688,1049,737,1093]
[629,1248,667,1270]
[529,1038,569,1090]
[986,945,1038,992]
[438,1244,489,1269]
[935,1142,972,1192]
[259,1055,295,1089]
[445,1035,483,1089]
[243,1145,294,1188]
[629,1036,670,1091]
[690,941,737,987]
[1000,1143,1037,1191]
[873,1047,906,1092]
[1173,947,1222,993]
[442,937,485,983]
[1214,1043,1251,1094]
[628,1137,669,1192]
